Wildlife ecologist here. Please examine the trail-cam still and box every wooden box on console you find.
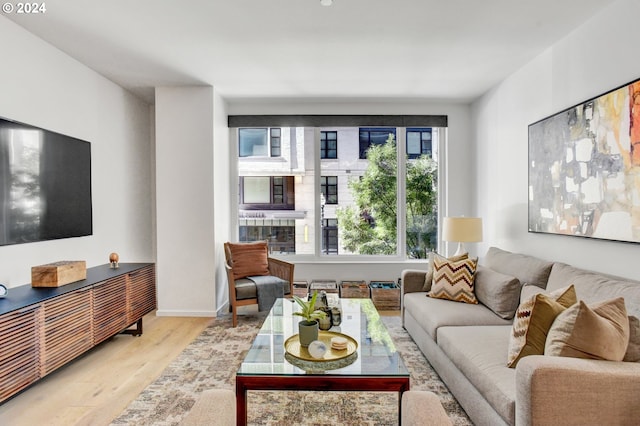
[31,261,87,287]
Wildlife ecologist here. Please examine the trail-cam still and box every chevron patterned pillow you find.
[428,254,478,304]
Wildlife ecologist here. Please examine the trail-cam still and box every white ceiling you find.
[6,0,617,104]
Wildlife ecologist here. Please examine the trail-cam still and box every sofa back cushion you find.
[485,247,553,289]
[546,262,640,317]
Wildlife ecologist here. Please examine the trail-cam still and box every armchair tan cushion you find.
[226,241,270,280]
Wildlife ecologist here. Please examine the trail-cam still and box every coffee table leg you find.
[236,379,247,426]
[398,390,402,425]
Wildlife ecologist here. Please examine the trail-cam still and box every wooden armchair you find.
[224,241,294,327]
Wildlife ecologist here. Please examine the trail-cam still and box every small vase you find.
[298,320,319,347]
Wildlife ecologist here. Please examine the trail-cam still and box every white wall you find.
[155,86,217,316]
[213,91,230,313]
[0,16,153,288]
[472,0,640,279]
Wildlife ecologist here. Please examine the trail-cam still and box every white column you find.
[155,86,216,316]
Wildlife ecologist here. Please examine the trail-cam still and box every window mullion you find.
[397,127,407,259]
[314,127,322,258]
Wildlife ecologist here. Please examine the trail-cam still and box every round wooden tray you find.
[284,330,357,362]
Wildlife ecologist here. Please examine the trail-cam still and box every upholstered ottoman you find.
[180,389,236,426]
[402,391,453,426]
[181,389,451,425]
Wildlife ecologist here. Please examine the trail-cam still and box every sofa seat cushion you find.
[546,262,640,317]
[403,292,512,341]
[235,276,291,300]
[438,325,516,425]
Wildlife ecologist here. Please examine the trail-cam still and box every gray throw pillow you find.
[475,265,521,319]
[485,247,553,288]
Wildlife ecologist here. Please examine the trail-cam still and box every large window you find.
[234,121,442,258]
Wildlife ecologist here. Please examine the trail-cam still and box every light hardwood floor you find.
[0,312,212,426]
[0,307,400,426]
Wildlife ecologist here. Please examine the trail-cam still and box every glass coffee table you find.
[236,298,410,425]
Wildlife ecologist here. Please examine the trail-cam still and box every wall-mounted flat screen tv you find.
[0,117,92,246]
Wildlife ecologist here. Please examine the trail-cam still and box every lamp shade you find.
[442,217,483,242]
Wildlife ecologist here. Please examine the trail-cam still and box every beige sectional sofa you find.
[401,247,640,426]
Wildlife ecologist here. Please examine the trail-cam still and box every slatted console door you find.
[0,263,156,403]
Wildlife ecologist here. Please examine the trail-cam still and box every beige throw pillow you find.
[545,297,630,361]
[507,285,577,368]
[422,252,468,292]
[427,254,478,304]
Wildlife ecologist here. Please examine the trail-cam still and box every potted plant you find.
[292,291,327,347]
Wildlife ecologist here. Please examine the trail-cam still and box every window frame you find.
[231,123,445,261]
[239,176,295,210]
[321,218,339,255]
[358,127,397,159]
[320,176,338,205]
[406,128,432,159]
[270,128,281,157]
[320,130,338,159]
[238,127,282,158]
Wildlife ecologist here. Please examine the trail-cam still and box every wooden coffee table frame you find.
[236,374,410,425]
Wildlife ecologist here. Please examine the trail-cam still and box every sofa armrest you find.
[516,355,640,426]
[401,269,428,294]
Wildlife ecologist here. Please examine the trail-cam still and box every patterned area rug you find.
[111,313,472,425]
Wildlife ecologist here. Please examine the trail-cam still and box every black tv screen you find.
[0,117,92,246]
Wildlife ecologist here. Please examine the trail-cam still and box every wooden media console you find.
[0,263,156,403]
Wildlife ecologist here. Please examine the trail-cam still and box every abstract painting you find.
[529,77,640,243]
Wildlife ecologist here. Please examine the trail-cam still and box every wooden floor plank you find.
[0,312,212,426]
